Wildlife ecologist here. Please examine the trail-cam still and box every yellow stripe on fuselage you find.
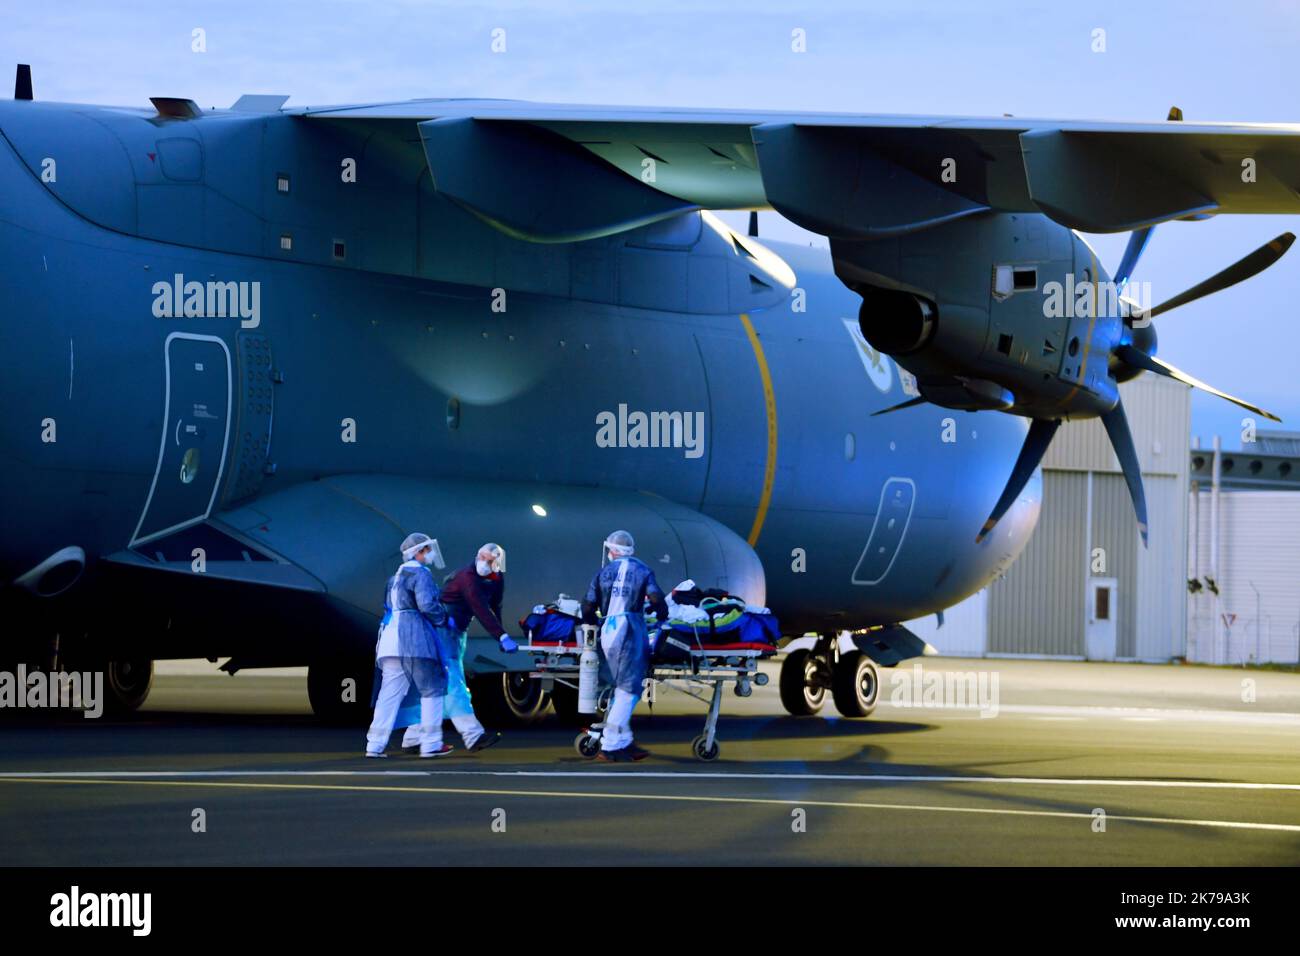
[739,312,777,546]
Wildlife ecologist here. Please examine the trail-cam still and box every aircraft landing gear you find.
[59,637,154,715]
[779,634,879,718]
[831,650,879,718]
[472,672,551,726]
[779,636,833,715]
[102,658,154,714]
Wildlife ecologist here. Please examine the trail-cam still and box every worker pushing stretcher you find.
[580,530,667,762]
[518,529,780,762]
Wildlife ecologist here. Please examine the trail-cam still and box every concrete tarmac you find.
[1,657,1298,865]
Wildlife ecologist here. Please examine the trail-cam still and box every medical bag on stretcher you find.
[651,595,780,664]
[520,597,781,661]
[519,606,582,645]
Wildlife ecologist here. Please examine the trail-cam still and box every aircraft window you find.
[1013,268,1037,291]
[997,333,1013,355]
[276,173,290,193]
[280,234,293,251]
[333,240,346,261]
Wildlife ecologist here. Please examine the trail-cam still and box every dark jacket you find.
[440,564,507,638]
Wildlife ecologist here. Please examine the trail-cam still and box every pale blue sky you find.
[6,0,1298,446]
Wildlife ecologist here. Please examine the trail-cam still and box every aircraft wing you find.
[299,99,1300,239]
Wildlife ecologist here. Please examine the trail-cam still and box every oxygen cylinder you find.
[578,624,600,715]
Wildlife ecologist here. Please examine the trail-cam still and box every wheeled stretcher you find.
[519,622,776,761]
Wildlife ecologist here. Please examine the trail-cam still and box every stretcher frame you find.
[518,628,772,760]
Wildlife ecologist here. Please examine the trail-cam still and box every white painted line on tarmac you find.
[2,769,1299,791]
[883,703,1300,724]
[2,774,1297,834]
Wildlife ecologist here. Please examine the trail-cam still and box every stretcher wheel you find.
[575,732,601,759]
[691,734,720,761]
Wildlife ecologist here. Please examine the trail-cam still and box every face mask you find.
[476,559,492,577]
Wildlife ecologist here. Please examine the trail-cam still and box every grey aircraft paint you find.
[0,96,1041,686]
[65,82,1300,723]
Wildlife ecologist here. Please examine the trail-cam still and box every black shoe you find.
[468,731,502,753]
[626,744,651,761]
[597,747,633,763]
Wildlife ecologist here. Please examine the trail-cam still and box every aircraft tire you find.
[831,650,879,718]
[472,672,551,726]
[778,649,826,716]
[102,658,154,714]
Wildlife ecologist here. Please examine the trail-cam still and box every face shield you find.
[400,532,445,568]
[401,532,430,561]
[601,530,635,566]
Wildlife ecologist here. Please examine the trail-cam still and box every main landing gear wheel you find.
[102,658,154,714]
[574,732,600,759]
[779,648,826,716]
[831,650,879,718]
[475,672,551,726]
[691,734,720,761]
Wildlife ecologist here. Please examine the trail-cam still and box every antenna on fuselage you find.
[14,64,32,101]
[747,210,758,237]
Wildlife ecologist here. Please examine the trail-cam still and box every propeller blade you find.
[871,395,927,416]
[1114,226,1154,289]
[1100,401,1149,546]
[1115,345,1281,422]
[1149,232,1295,318]
[976,417,1061,543]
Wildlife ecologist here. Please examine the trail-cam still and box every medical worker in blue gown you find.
[581,530,669,762]
[364,533,452,758]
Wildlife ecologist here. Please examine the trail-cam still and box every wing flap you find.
[418,116,697,242]
[300,100,1300,235]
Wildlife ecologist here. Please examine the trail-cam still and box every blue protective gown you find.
[582,556,667,694]
[372,561,448,707]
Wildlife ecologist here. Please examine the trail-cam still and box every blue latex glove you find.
[499,635,520,653]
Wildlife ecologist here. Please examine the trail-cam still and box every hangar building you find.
[908,374,1191,660]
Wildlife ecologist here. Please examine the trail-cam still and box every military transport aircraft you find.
[0,65,1292,721]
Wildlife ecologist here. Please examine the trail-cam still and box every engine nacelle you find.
[836,212,1123,420]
